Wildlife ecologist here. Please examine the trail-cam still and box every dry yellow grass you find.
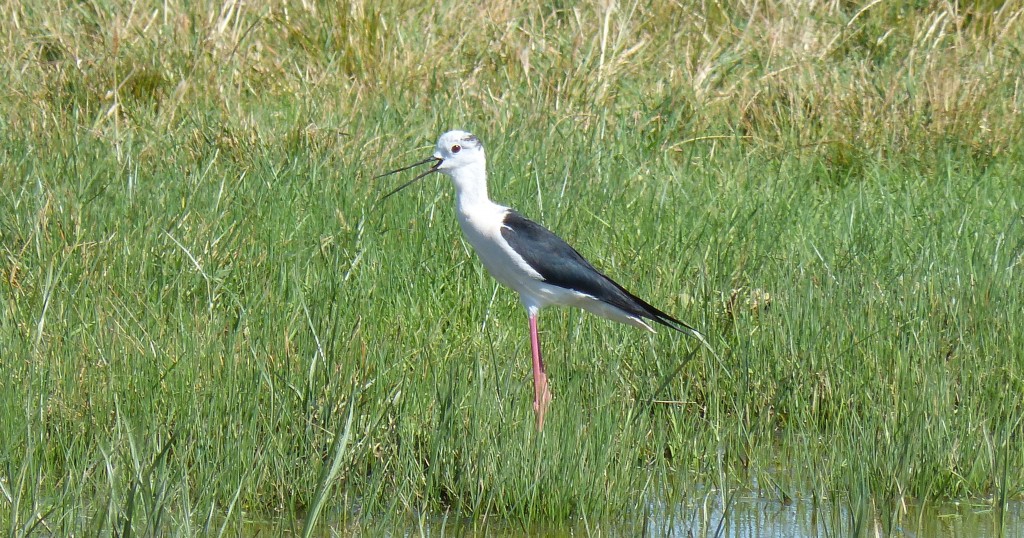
[3,1,1020,159]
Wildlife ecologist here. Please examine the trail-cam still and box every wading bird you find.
[377,130,704,430]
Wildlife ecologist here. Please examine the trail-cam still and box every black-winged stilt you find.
[378,130,705,430]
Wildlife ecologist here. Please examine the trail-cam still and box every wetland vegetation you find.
[1,0,1022,535]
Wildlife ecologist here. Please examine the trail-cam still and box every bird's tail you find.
[652,311,720,362]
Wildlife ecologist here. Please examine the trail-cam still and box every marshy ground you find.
[1,1,1022,535]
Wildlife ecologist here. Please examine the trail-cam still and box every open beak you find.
[375,156,443,202]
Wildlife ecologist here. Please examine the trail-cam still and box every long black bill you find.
[376,157,443,202]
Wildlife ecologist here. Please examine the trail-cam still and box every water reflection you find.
[645,493,1021,538]
[396,495,1022,537]
[272,492,1024,536]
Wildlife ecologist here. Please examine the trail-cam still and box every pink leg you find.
[529,314,552,430]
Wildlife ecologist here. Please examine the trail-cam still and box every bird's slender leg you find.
[529,313,552,430]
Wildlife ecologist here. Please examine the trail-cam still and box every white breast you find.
[455,204,543,293]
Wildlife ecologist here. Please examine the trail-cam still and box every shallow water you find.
[643,493,1022,538]
[239,491,1022,536]
[401,494,1024,537]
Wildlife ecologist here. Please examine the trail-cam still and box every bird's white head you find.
[431,130,489,205]
[376,130,490,205]
[433,130,485,176]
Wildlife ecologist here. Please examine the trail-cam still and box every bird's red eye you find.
[451,145,461,153]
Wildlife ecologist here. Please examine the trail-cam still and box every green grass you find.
[1,0,1023,535]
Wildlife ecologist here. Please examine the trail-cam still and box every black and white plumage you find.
[377,130,704,430]
[499,210,695,334]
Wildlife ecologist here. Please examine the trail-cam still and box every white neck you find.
[446,160,494,212]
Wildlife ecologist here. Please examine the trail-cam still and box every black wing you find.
[499,210,695,333]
